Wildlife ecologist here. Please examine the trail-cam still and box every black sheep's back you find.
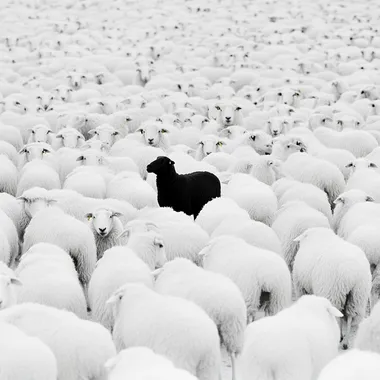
[184,171,221,216]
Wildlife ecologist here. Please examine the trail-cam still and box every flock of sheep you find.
[1,0,380,379]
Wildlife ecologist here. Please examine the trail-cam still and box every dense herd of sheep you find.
[1,0,380,379]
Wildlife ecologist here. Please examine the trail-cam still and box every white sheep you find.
[53,127,85,149]
[89,246,153,330]
[17,160,61,197]
[136,120,171,151]
[317,349,380,380]
[237,295,342,380]
[211,216,282,254]
[278,182,333,223]
[88,123,120,149]
[0,140,19,167]
[22,205,97,291]
[155,258,247,380]
[86,208,124,259]
[0,262,21,309]
[0,321,57,380]
[106,171,158,209]
[0,303,116,380]
[199,235,291,322]
[293,227,372,349]
[283,152,346,208]
[18,142,57,169]
[224,174,278,226]
[0,192,27,241]
[105,347,198,380]
[271,201,331,271]
[194,134,226,160]
[129,211,209,263]
[0,154,17,196]
[108,283,221,380]
[0,123,24,151]
[27,124,54,145]
[214,100,244,127]
[16,243,87,318]
[314,127,378,158]
[332,189,374,233]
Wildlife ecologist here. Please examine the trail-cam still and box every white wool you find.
[211,217,282,254]
[0,124,24,151]
[106,171,158,209]
[89,246,153,330]
[108,283,221,380]
[0,154,18,196]
[0,321,57,380]
[17,243,87,318]
[0,141,18,167]
[105,347,198,380]
[22,206,97,289]
[0,303,116,380]
[155,258,246,377]
[199,235,291,322]
[293,227,372,348]
[237,295,341,380]
[17,160,61,197]
[271,201,330,270]
[224,174,278,226]
[317,350,380,380]
[196,197,250,235]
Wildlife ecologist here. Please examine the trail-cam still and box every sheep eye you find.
[215,105,221,111]
[235,107,242,111]
[184,118,191,123]
[160,129,168,133]
[216,141,224,146]
[31,130,35,134]
[125,117,132,122]
[15,101,21,105]
[277,92,282,97]
[203,119,209,123]
[157,243,163,248]
[42,149,50,154]
[139,129,145,134]
[156,118,163,122]
[99,102,105,106]
[174,119,181,123]
[37,96,42,100]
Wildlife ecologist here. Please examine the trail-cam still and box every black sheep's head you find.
[147,156,175,174]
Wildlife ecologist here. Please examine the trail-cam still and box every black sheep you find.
[147,156,221,219]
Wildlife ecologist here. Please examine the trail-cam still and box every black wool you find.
[147,156,221,219]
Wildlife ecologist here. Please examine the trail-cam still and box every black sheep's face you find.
[147,156,175,174]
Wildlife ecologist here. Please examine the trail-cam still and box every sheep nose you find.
[205,151,211,156]
[98,227,106,235]
[148,138,154,144]
[61,97,66,101]
[225,116,231,121]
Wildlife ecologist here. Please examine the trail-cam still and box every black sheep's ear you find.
[169,160,175,165]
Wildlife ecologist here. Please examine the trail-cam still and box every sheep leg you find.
[341,315,352,350]
[230,352,236,380]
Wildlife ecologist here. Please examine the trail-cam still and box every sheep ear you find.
[76,155,85,162]
[104,356,118,372]
[111,212,122,218]
[154,237,164,247]
[293,232,306,242]
[18,147,27,154]
[17,196,27,202]
[327,305,343,318]
[88,129,96,136]
[117,229,130,240]
[345,162,354,168]
[185,102,192,108]
[152,267,164,280]
[85,213,93,220]
[169,160,175,165]
[366,196,375,202]
[47,199,57,205]
[10,277,22,286]
[369,162,378,168]
[146,222,159,232]
[105,292,122,306]
[333,196,344,205]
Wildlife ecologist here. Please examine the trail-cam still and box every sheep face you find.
[76,150,104,166]
[28,124,52,144]
[88,124,119,148]
[36,92,54,111]
[54,85,73,102]
[266,117,290,137]
[0,273,21,310]
[56,128,84,149]
[147,156,175,174]
[87,209,122,237]
[67,72,87,90]
[345,158,378,174]
[197,136,225,157]
[19,196,54,218]
[137,123,169,147]
[245,131,273,155]
[215,101,242,127]
[19,143,53,162]
[219,126,247,139]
